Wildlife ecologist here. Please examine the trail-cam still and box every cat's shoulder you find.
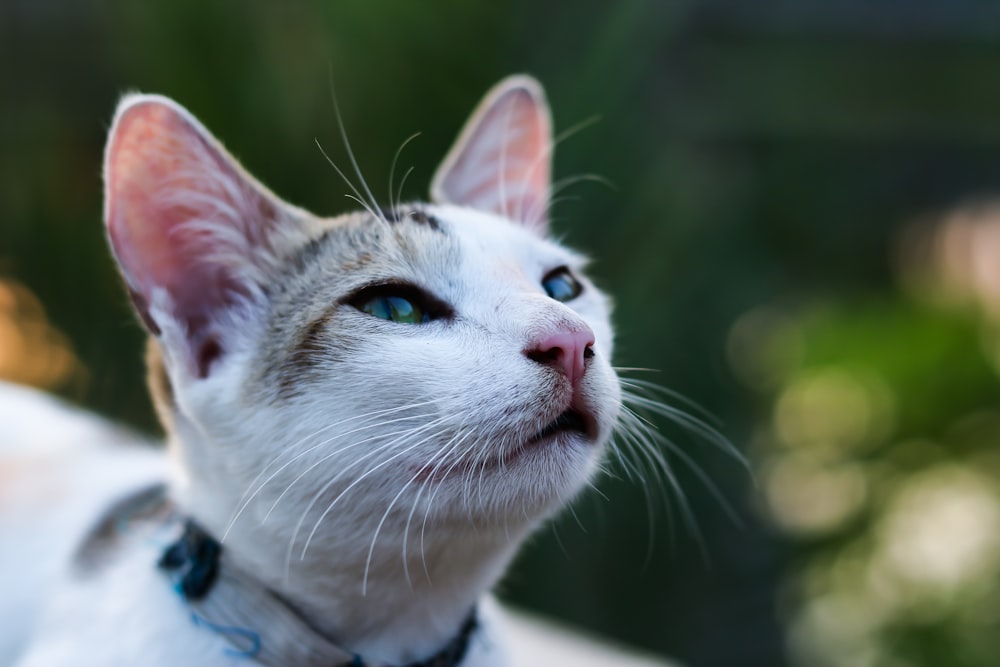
[0,381,166,665]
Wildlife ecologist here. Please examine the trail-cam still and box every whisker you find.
[618,375,723,427]
[327,71,386,222]
[419,427,487,579]
[394,166,415,218]
[283,416,448,580]
[613,433,673,562]
[223,400,442,540]
[471,417,512,513]
[617,420,708,563]
[400,429,474,588]
[606,436,644,483]
[582,478,610,503]
[621,389,747,472]
[513,114,602,223]
[262,417,434,523]
[388,132,421,221]
[315,139,382,222]
[465,416,506,515]
[344,193,382,220]
[549,520,570,559]
[565,500,587,533]
[223,399,442,540]
[615,413,676,522]
[526,173,618,225]
[607,431,669,562]
[625,408,743,528]
[301,417,451,562]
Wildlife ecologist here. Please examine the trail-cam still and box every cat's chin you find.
[413,405,601,488]
[501,426,594,469]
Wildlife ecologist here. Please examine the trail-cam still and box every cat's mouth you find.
[414,408,598,482]
[528,409,591,445]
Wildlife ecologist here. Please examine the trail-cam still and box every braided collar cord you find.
[158,518,478,667]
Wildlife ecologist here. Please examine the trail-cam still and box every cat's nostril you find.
[526,347,562,365]
[524,328,596,386]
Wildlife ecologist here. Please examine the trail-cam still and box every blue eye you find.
[359,295,428,324]
[542,267,583,302]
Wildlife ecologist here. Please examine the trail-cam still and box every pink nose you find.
[525,327,596,386]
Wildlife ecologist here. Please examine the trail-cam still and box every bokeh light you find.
[0,279,82,391]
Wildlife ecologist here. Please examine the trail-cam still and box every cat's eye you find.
[359,295,428,324]
[348,282,451,324]
[542,267,583,302]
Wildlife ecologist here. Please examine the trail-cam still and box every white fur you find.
[158,204,622,661]
[1,77,679,666]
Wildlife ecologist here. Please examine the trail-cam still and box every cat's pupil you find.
[361,295,428,324]
[542,268,583,302]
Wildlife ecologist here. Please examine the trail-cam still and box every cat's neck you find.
[251,528,519,663]
[169,425,528,664]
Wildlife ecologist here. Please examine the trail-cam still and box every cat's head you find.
[102,76,620,561]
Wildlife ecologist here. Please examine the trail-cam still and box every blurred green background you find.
[5,2,1000,666]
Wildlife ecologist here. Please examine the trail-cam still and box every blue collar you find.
[159,517,478,667]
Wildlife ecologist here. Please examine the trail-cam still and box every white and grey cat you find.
[0,76,674,666]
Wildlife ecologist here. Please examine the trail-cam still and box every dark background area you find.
[4,2,1000,666]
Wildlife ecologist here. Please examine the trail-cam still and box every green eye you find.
[542,267,583,302]
[349,282,451,324]
[360,295,428,324]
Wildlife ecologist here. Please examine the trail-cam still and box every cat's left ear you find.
[431,75,552,235]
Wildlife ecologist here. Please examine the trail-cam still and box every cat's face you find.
[103,77,620,555]
[245,203,619,523]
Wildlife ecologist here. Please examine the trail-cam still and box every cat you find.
[0,76,674,666]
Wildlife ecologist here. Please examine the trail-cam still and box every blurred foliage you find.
[5,1,1000,666]
[745,204,1000,667]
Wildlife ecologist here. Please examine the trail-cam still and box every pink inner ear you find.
[433,80,552,233]
[105,98,278,377]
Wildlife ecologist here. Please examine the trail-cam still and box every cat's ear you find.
[104,94,298,379]
[431,75,553,235]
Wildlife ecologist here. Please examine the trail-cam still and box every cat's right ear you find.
[104,95,299,380]
[431,76,553,235]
